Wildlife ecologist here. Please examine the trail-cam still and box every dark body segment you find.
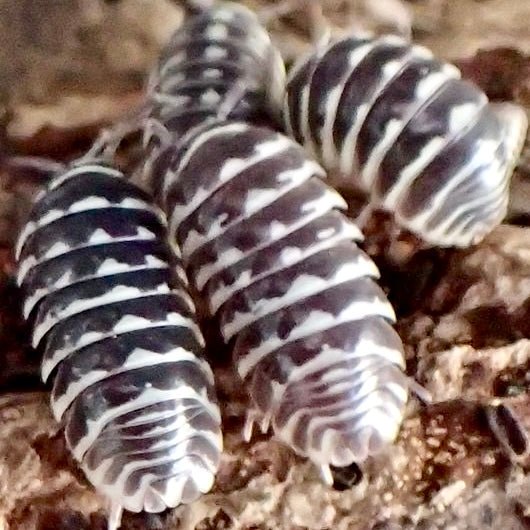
[155,121,408,474]
[143,1,286,188]
[284,34,528,247]
[16,162,222,524]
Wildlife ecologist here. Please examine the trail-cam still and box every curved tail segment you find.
[155,121,409,481]
[16,162,222,530]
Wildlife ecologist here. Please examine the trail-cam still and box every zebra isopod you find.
[153,121,409,481]
[284,34,528,247]
[143,0,285,174]
[15,162,222,529]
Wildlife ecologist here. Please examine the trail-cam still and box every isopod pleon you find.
[154,121,409,482]
[284,34,528,247]
[15,161,222,529]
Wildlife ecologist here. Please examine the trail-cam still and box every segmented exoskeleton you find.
[143,0,285,181]
[284,34,528,247]
[154,121,409,481]
[15,162,222,530]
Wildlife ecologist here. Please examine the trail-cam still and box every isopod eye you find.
[331,463,363,491]
[486,403,529,460]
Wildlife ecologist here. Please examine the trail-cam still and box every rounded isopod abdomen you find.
[154,121,409,480]
[15,162,222,529]
[144,1,285,162]
[284,34,528,247]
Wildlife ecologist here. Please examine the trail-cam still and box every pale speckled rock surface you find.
[0,0,182,105]
[0,394,104,529]
[0,1,530,529]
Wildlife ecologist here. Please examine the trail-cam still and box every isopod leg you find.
[243,409,259,442]
[107,500,124,530]
[259,413,272,434]
[218,79,253,121]
[243,408,271,442]
[4,156,65,180]
[77,104,149,167]
[407,376,432,405]
[258,0,331,48]
[318,464,334,486]
[353,202,374,232]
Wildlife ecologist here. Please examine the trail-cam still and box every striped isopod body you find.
[284,34,528,247]
[15,162,222,529]
[143,0,285,173]
[154,121,409,480]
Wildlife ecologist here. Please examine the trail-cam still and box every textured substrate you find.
[0,0,529,528]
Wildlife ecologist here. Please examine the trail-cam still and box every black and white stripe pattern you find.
[156,121,408,479]
[143,1,285,177]
[16,163,222,529]
[284,35,528,247]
